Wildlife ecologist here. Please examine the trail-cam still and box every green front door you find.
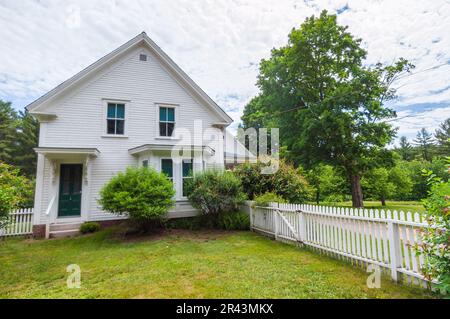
[58,164,82,217]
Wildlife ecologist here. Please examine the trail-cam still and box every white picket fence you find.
[0,208,34,237]
[247,202,435,289]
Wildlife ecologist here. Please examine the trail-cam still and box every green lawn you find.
[317,201,425,213]
[0,229,434,299]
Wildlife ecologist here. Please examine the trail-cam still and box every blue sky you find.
[1,0,449,145]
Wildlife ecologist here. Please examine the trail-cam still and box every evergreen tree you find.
[413,128,434,161]
[0,100,18,164]
[435,117,450,155]
[13,110,39,177]
[398,136,413,161]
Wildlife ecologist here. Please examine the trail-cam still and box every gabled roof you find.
[26,32,233,124]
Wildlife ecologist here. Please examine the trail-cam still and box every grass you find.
[0,229,434,299]
[317,201,425,213]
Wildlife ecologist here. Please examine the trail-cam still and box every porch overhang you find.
[128,144,215,156]
[29,112,57,122]
[34,147,100,159]
[34,147,100,185]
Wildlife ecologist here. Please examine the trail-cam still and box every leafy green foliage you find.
[99,167,175,223]
[187,170,246,216]
[254,192,286,207]
[233,160,311,202]
[362,165,413,205]
[415,158,450,294]
[80,222,101,234]
[217,211,250,230]
[400,159,448,200]
[0,162,34,228]
[242,11,413,207]
[305,164,347,204]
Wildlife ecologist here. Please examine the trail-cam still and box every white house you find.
[27,32,251,238]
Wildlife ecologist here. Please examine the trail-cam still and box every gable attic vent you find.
[139,54,147,61]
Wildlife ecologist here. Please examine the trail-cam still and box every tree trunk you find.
[381,196,386,206]
[350,174,364,208]
[316,189,320,205]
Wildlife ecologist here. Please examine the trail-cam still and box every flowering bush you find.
[415,158,450,294]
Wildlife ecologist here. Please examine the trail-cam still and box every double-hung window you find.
[182,159,194,197]
[161,159,173,183]
[107,103,125,135]
[159,107,175,137]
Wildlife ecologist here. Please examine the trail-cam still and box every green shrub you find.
[187,170,246,217]
[323,194,346,204]
[217,211,250,230]
[0,162,34,229]
[233,160,311,202]
[99,167,175,225]
[80,222,101,234]
[254,192,286,207]
[415,160,450,294]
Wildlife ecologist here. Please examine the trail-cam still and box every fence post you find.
[274,210,279,240]
[298,211,306,243]
[387,221,401,282]
[249,202,254,231]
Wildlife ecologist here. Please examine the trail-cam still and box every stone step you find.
[49,222,82,232]
[49,229,80,239]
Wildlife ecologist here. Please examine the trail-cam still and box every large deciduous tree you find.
[244,11,413,207]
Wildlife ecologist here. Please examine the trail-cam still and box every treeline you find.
[397,122,450,161]
[0,100,39,178]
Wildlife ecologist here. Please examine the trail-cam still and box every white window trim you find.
[102,99,130,138]
[155,103,178,138]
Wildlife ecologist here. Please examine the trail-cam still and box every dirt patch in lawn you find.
[110,227,239,243]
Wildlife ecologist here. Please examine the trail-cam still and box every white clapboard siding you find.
[36,44,226,224]
[0,208,34,237]
[247,202,435,289]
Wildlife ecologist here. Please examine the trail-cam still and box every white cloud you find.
[0,0,449,137]
[392,105,450,142]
